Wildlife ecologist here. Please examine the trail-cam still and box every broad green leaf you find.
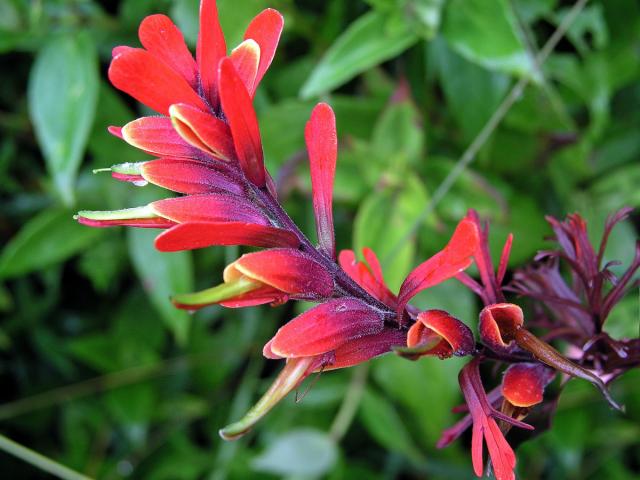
[251,428,338,476]
[0,208,103,279]
[128,228,193,345]
[372,98,424,165]
[442,0,534,77]
[28,31,99,205]
[359,388,423,462]
[301,11,419,98]
[373,354,465,445]
[430,38,510,140]
[354,175,429,291]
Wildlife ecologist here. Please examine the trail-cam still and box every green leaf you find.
[359,388,423,462]
[442,0,534,77]
[28,31,99,205]
[172,0,266,47]
[251,428,338,477]
[0,208,103,279]
[354,175,429,291]
[373,354,464,444]
[372,98,424,165]
[127,228,194,346]
[430,38,510,140]
[301,11,419,98]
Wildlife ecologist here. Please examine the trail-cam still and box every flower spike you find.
[306,103,337,258]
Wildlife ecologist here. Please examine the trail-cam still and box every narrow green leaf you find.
[0,208,103,279]
[359,388,423,462]
[301,11,418,98]
[430,38,510,140]
[442,0,534,77]
[28,31,99,205]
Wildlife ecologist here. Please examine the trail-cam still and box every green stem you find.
[382,0,589,266]
[329,364,369,441]
[0,434,91,480]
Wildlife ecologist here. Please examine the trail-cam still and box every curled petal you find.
[400,310,475,359]
[140,159,243,195]
[243,8,284,94]
[397,218,479,321]
[502,363,554,408]
[155,221,299,251]
[169,103,236,160]
[150,193,269,225]
[270,298,384,358]
[138,14,198,87]
[197,0,226,107]
[225,248,334,299]
[108,49,207,115]
[122,116,198,159]
[306,103,337,258]
[230,39,260,95]
[219,58,265,186]
[479,303,524,353]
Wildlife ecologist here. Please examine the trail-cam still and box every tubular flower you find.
[395,310,475,360]
[77,0,481,443]
[479,303,622,411]
[456,358,533,480]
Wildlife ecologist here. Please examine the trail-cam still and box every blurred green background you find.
[1,0,639,478]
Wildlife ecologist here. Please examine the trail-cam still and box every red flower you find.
[77,0,481,446]
[448,358,534,480]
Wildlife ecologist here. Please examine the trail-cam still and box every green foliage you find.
[28,31,99,205]
[1,0,639,479]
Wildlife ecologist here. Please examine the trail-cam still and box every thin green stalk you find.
[382,0,589,266]
[0,434,92,480]
[329,364,369,441]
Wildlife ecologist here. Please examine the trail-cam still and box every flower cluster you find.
[77,2,637,479]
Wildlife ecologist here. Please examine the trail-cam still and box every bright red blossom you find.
[75,1,634,478]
